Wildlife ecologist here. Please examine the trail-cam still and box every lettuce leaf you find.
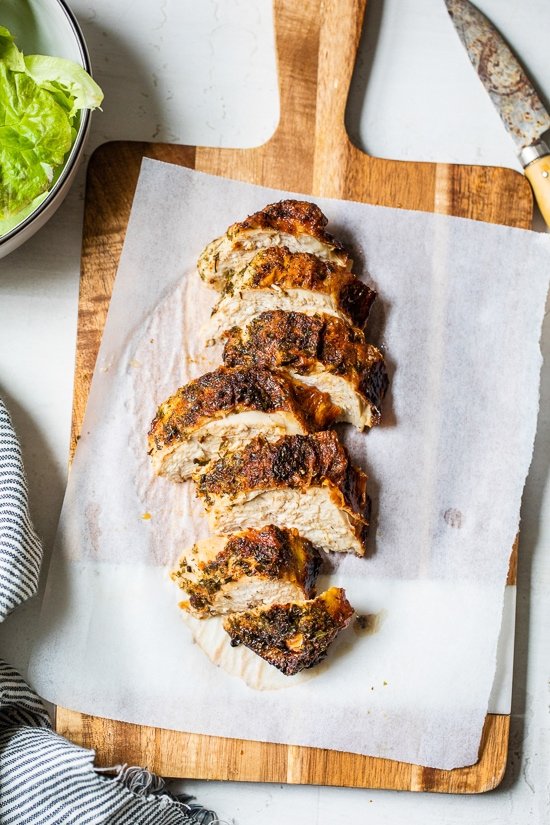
[0,26,103,229]
[24,54,103,117]
[0,190,49,236]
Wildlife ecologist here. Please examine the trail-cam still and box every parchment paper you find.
[29,160,549,769]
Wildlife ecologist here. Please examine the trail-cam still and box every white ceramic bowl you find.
[0,0,93,258]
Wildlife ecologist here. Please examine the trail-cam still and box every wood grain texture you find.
[60,0,531,793]
[56,709,509,793]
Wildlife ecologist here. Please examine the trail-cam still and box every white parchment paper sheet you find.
[29,160,549,769]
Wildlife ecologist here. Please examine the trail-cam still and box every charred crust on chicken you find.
[223,587,354,675]
[172,526,322,618]
[197,430,368,519]
[223,311,389,427]
[148,366,340,453]
[219,246,375,330]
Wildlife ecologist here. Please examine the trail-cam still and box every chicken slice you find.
[171,525,322,619]
[207,246,375,340]
[148,366,340,481]
[223,310,388,430]
[223,587,354,675]
[198,200,352,291]
[196,431,369,556]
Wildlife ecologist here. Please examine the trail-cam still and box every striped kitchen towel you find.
[0,399,220,824]
[0,400,42,622]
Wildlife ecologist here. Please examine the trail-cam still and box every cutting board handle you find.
[272,0,366,155]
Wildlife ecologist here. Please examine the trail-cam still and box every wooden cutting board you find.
[56,0,530,793]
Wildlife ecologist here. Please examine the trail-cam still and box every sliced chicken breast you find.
[223,310,389,430]
[208,246,375,340]
[196,431,369,556]
[171,525,322,619]
[198,200,352,291]
[148,366,340,481]
[223,587,354,675]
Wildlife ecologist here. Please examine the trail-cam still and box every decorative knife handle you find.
[520,141,550,228]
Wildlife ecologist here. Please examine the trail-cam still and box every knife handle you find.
[524,154,550,228]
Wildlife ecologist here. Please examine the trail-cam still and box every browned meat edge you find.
[173,526,322,615]
[224,245,375,329]
[229,200,348,253]
[196,430,368,520]
[223,587,354,675]
[223,311,389,420]
[148,366,340,453]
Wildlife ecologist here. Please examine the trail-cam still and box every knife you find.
[445,0,550,226]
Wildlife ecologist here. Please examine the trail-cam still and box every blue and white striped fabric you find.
[0,399,219,824]
[0,400,42,622]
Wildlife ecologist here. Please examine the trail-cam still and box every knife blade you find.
[445,0,550,225]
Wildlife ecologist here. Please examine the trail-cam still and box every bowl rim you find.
[0,0,93,247]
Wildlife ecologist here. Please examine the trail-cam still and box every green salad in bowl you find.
[0,16,103,247]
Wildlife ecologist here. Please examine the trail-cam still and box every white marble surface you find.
[0,0,549,821]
